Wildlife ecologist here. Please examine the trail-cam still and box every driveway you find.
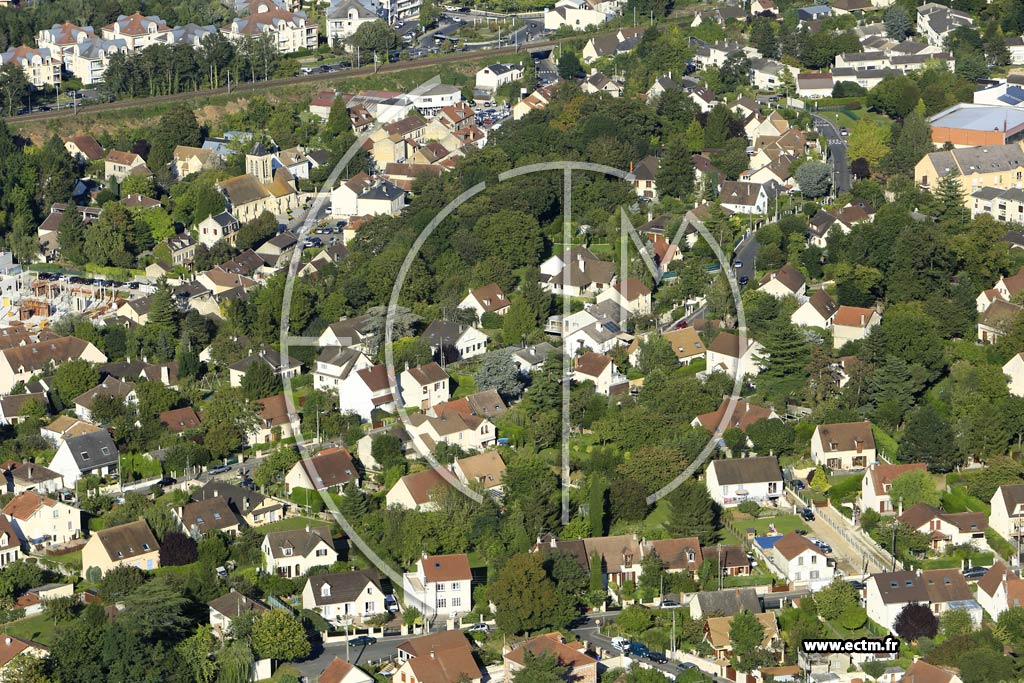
[783,492,890,577]
[811,114,851,194]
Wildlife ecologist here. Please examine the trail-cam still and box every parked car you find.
[208,465,231,475]
[795,529,808,536]
[350,635,377,646]
[800,507,815,522]
[628,642,650,658]
[648,652,668,664]
[674,320,688,329]
[611,637,630,651]
[791,480,806,490]
[156,477,176,487]
[847,580,866,590]
[963,566,989,580]
[738,275,750,286]
[678,662,698,670]
[732,260,743,269]
[660,599,681,608]
[464,623,490,633]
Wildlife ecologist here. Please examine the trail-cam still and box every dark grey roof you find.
[306,570,382,606]
[927,144,1024,179]
[694,588,762,616]
[264,525,334,559]
[422,320,474,347]
[229,347,300,374]
[510,343,557,366]
[62,430,118,471]
[870,571,930,604]
[360,180,404,201]
[194,481,269,516]
[709,456,781,485]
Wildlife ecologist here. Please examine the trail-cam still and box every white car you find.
[611,637,630,651]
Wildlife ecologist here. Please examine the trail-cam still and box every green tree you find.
[635,334,678,375]
[488,553,575,635]
[53,359,99,408]
[868,75,921,119]
[251,609,310,661]
[794,161,832,198]
[658,134,695,199]
[504,455,559,538]
[749,17,779,58]
[883,112,933,175]
[240,359,283,400]
[557,51,582,79]
[884,5,913,40]
[900,403,959,472]
[589,473,608,536]
[935,170,967,223]
[419,0,441,28]
[503,298,539,345]
[0,62,28,116]
[893,603,938,641]
[348,20,399,56]
[512,651,569,683]
[888,469,940,508]
[665,479,719,544]
[474,348,525,401]
[846,118,890,169]
[729,609,768,672]
[57,206,88,266]
[815,579,859,621]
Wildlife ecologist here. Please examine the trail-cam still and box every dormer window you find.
[283,547,293,557]
[321,584,331,597]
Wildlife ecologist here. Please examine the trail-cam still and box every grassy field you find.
[257,516,331,533]
[611,497,673,537]
[6,613,59,646]
[827,473,863,504]
[732,513,810,537]
[451,372,478,399]
[941,486,990,514]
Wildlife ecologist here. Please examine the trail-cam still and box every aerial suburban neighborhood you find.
[0,0,1024,680]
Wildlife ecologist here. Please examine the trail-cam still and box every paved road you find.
[731,231,760,286]
[811,114,851,194]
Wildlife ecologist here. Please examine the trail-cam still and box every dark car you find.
[847,580,866,590]
[795,529,808,536]
[350,635,377,646]
[679,662,698,670]
[157,477,176,487]
[801,507,815,522]
[791,479,806,491]
[648,652,668,664]
[674,320,688,329]
[963,566,989,580]
[738,275,750,286]
[628,642,650,658]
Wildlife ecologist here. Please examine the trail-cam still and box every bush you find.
[480,311,502,328]
[839,605,867,630]
[737,501,761,517]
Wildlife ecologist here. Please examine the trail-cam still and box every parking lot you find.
[34,271,146,291]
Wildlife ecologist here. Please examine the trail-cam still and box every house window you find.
[436,582,444,591]
[452,597,461,607]
[316,548,328,557]
[436,598,447,609]
[283,548,293,557]
[451,582,459,591]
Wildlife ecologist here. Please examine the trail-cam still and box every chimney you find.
[860,313,865,326]
[4,637,9,645]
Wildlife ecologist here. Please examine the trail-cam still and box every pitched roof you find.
[180,497,239,533]
[866,462,929,496]
[707,332,752,358]
[208,590,268,618]
[898,503,987,535]
[611,277,651,301]
[693,588,762,616]
[1,460,60,486]
[74,376,136,411]
[421,553,472,582]
[696,398,775,433]
[900,659,957,683]
[405,362,448,386]
[921,568,973,603]
[92,520,159,561]
[66,134,104,161]
[574,352,612,378]
[505,633,596,670]
[706,612,777,649]
[805,290,839,321]
[395,467,450,505]
[2,490,56,520]
[773,532,825,560]
[306,570,381,606]
[467,283,509,312]
[870,571,930,604]
[264,525,334,559]
[319,657,367,683]
[758,263,805,293]
[1,336,101,373]
[0,634,46,668]
[295,448,357,489]
[834,305,877,327]
[60,430,119,470]
[709,456,782,485]
[816,421,875,452]
[159,406,201,432]
[454,451,505,489]
[581,534,643,573]
[648,537,702,572]
[659,327,705,361]
[980,299,1022,328]
[398,630,480,683]
[978,559,1014,598]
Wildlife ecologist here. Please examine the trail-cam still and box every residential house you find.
[197,212,240,248]
[833,305,881,349]
[421,321,488,361]
[227,347,302,388]
[0,636,48,681]
[915,143,1024,193]
[459,283,510,318]
[338,365,396,422]
[209,590,268,639]
[596,278,652,316]
[2,491,80,545]
[104,150,148,182]
[758,263,806,299]
[704,456,783,507]
[0,393,48,427]
[49,430,119,488]
[176,497,241,538]
[303,569,385,624]
[73,376,137,422]
[750,59,794,92]
[868,569,979,629]
[399,362,450,411]
[263,525,338,578]
[705,612,780,662]
[326,0,376,45]
[631,155,659,200]
[451,451,506,496]
[581,71,622,97]
[0,46,61,88]
[313,346,373,393]
[646,537,703,577]
[475,63,524,91]
[917,3,972,47]
[767,532,835,590]
[718,181,769,214]
[330,173,406,219]
[402,553,473,616]
[193,481,283,526]
[221,5,318,53]
[318,657,375,683]
[432,389,507,422]
[159,406,201,434]
[571,352,627,396]
[0,517,21,569]
[504,634,597,683]
[39,416,101,445]
[990,483,1024,544]
[796,73,835,99]
[394,630,481,683]
[540,252,617,298]
[405,411,496,454]
[543,4,608,32]
[250,394,301,445]
[977,561,1024,619]
[0,336,106,395]
[900,661,963,683]
[386,467,451,511]
[791,290,839,329]
[284,447,358,494]
[0,461,63,496]
[510,343,557,374]
[979,300,1022,343]
[172,145,218,178]
[689,587,762,619]
[627,327,705,367]
[705,331,764,378]
[810,421,877,470]
[63,134,105,163]
[81,519,160,578]
[699,545,748,579]
[692,398,780,442]
[861,462,930,514]
[898,503,987,551]
[167,233,197,266]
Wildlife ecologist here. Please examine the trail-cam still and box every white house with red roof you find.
[704,331,764,379]
[596,278,652,316]
[504,633,597,683]
[860,462,929,514]
[2,490,81,545]
[338,365,396,422]
[832,306,881,349]
[318,656,374,683]
[399,362,450,411]
[221,3,318,53]
[764,531,834,590]
[0,635,48,679]
[0,45,61,88]
[284,447,359,493]
[571,351,627,396]
[459,283,511,318]
[104,150,149,182]
[386,467,451,511]
[402,553,473,617]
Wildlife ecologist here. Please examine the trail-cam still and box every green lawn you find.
[6,613,59,646]
[871,425,899,462]
[451,373,478,399]
[941,486,990,514]
[827,473,863,504]
[732,513,810,537]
